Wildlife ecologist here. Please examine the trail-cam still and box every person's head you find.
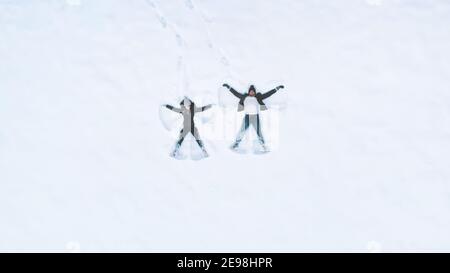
[180,96,192,108]
[248,85,256,96]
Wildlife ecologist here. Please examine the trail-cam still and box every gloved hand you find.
[223,83,230,89]
[276,85,284,90]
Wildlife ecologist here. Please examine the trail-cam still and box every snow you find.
[1,0,450,251]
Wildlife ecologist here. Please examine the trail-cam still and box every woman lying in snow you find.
[164,97,212,158]
[222,83,284,152]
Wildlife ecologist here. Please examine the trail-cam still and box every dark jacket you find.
[165,98,212,131]
[225,86,278,112]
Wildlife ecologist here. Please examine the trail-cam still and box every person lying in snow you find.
[164,97,212,158]
[222,83,284,152]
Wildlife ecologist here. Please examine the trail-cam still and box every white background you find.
[1,0,450,251]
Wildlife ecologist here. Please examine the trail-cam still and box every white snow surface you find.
[1,0,450,251]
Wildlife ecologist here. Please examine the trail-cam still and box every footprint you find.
[146,0,156,8]
[184,0,194,9]
[157,15,167,28]
[175,33,183,47]
[145,0,168,28]
[220,57,230,66]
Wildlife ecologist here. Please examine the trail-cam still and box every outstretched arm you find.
[260,85,284,100]
[223,83,244,99]
[164,104,182,113]
[195,104,213,113]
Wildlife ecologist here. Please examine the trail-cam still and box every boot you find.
[170,143,181,157]
[230,141,240,150]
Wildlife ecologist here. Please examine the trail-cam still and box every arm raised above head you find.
[260,85,284,100]
[223,83,245,99]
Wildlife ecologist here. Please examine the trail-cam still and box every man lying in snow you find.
[222,83,284,152]
[164,97,212,158]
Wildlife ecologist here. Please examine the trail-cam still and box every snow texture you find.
[1,0,450,251]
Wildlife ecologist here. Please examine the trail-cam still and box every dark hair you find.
[248,85,256,93]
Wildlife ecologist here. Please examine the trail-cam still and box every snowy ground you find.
[1,0,450,252]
